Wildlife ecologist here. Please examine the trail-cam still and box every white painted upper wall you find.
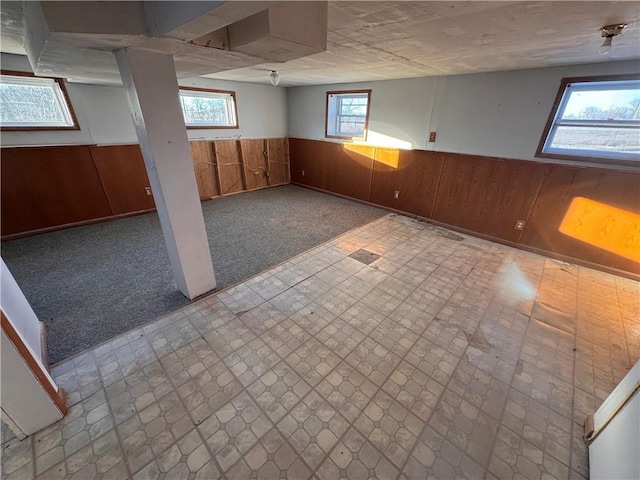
[1,53,288,146]
[288,60,640,170]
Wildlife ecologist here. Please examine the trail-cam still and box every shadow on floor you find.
[1,185,386,363]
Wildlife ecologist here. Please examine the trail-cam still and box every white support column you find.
[115,48,216,298]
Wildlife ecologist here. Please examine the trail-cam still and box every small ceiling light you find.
[599,23,626,55]
[269,70,280,86]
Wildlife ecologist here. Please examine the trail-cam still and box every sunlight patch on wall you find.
[374,147,400,168]
[343,131,412,168]
[351,130,413,150]
[559,197,640,262]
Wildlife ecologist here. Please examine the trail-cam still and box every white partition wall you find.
[588,361,640,479]
[0,258,66,437]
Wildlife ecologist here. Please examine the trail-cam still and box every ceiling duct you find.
[227,1,327,62]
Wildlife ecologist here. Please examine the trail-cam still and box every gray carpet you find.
[1,185,386,364]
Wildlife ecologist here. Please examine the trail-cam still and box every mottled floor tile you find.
[10,213,637,480]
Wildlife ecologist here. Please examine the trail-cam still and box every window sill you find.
[535,151,639,169]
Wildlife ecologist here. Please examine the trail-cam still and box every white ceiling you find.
[1,1,639,87]
[204,1,640,86]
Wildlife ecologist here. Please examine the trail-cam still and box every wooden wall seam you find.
[430,156,446,219]
[516,165,551,244]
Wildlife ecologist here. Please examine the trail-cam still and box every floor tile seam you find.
[391,270,535,479]
[36,378,135,478]
[466,303,533,477]
[314,325,427,480]
[392,337,472,480]
[243,249,364,314]
[152,342,228,480]
[568,267,587,479]
[184,303,364,479]
[33,362,111,476]
[317,283,471,479]
[203,351,343,479]
[115,333,247,475]
[613,284,635,368]
[281,280,451,478]
[532,260,584,475]
[96,374,136,480]
[31,429,37,480]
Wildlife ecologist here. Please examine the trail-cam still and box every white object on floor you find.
[588,360,640,479]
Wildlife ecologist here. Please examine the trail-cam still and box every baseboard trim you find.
[3,183,293,241]
[1,209,157,242]
[291,182,640,282]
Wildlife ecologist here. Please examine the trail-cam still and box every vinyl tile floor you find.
[2,213,638,480]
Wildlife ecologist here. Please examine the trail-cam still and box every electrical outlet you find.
[301,170,305,177]
[428,131,437,143]
[394,191,400,199]
[144,187,152,197]
[514,219,526,230]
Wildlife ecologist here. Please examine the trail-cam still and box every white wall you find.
[180,76,287,143]
[287,60,640,169]
[0,259,44,364]
[1,53,288,146]
[288,77,437,149]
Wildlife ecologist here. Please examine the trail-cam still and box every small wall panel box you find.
[586,360,639,479]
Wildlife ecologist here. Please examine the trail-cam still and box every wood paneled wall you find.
[190,141,219,199]
[289,138,640,276]
[90,145,156,215]
[1,146,113,236]
[431,155,549,243]
[1,138,289,238]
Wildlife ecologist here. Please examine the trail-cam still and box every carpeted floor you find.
[2,185,385,364]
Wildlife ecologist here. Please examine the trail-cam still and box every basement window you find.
[537,75,640,166]
[179,87,238,129]
[326,90,371,140]
[0,72,78,130]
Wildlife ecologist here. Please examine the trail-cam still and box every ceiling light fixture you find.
[269,70,280,86]
[599,23,626,55]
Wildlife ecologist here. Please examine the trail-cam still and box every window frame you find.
[535,74,640,168]
[325,89,372,140]
[179,86,239,130]
[0,70,80,131]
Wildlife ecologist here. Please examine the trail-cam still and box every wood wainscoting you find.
[289,138,640,278]
[1,138,289,239]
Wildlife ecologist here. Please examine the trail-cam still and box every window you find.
[326,90,371,139]
[179,87,238,129]
[537,75,640,166]
[0,71,78,130]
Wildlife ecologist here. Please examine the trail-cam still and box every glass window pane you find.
[562,87,640,121]
[327,91,369,138]
[549,126,640,155]
[0,76,73,127]
[540,77,640,163]
[179,90,236,127]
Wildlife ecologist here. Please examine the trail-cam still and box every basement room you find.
[1,1,638,479]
